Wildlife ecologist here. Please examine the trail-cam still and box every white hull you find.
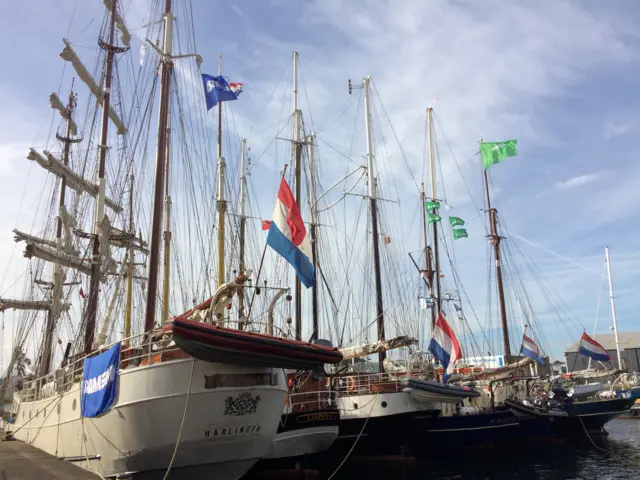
[262,425,338,459]
[338,390,437,421]
[11,359,287,479]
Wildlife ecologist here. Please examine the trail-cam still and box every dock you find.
[0,439,99,479]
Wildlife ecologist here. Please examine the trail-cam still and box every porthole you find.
[72,398,77,411]
[353,403,359,409]
[381,401,387,408]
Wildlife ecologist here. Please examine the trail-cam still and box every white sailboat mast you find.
[605,246,623,370]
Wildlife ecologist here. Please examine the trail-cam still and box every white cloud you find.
[555,173,600,189]
[230,4,245,18]
[602,121,630,140]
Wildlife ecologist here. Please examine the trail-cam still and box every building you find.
[564,331,640,372]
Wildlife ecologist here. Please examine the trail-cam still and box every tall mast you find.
[123,171,134,347]
[605,246,623,370]
[161,111,172,323]
[216,54,227,288]
[84,0,119,353]
[39,86,75,375]
[144,0,173,332]
[426,106,442,317]
[237,138,247,329]
[292,51,303,341]
[483,168,511,359]
[420,183,436,330]
[307,133,319,341]
[363,76,386,371]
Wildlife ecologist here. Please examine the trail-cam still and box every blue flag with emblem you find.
[202,74,243,110]
[81,343,120,417]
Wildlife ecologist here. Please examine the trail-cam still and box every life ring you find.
[347,376,357,392]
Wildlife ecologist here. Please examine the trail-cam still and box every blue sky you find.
[1,0,640,367]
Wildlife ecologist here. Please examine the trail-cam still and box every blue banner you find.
[81,343,120,418]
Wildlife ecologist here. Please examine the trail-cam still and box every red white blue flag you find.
[428,311,462,381]
[520,332,545,364]
[578,332,610,362]
[266,178,315,287]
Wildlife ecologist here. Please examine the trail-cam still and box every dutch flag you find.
[266,178,315,288]
[578,331,610,362]
[520,332,545,365]
[428,311,463,382]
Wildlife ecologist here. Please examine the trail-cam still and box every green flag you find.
[449,216,465,227]
[452,228,468,240]
[425,201,440,210]
[428,213,441,224]
[480,140,518,170]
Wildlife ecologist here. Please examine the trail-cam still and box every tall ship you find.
[0,2,341,479]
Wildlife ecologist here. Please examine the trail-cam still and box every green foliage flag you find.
[449,216,465,227]
[428,213,441,224]
[452,228,468,240]
[480,140,518,170]
[425,201,440,210]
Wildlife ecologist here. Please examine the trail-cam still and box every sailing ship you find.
[1,3,341,479]
[505,247,635,437]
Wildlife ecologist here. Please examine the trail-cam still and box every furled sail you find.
[49,93,78,136]
[102,0,131,47]
[23,242,92,277]
[59,39,127,135]
[0,298,52,312]
[108,225,149,254]
[13,229,79,257]
[0,297,71,313]
[339,335,418,361]
[27,149,122,213]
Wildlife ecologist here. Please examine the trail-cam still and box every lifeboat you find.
[168,318,343,370]
[401,378,480,404]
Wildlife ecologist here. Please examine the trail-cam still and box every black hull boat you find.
[248,408,340,473]
[169,318,343,370]
[504,396,635,438]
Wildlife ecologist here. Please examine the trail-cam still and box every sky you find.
[1,0,640,368]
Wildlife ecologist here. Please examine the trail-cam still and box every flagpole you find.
[605,246,623,370]
[482,142,511,360]
[216,54,227,289]
[420,182,436,331]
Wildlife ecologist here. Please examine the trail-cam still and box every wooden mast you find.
[39,86,75,375]
[237,138,247,329]
[216,54,227,289]
[307,133,319,341]
[363,76,386,372]
[144,0,173,333]
[84,0,119,353]
[483,167,511,359]
[292,51,303,341]
[426,107,442,317]
[161,111,172,323]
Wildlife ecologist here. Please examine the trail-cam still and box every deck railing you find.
[18,330,184,402]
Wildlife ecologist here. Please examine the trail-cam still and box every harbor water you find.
[328,418,640,480]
